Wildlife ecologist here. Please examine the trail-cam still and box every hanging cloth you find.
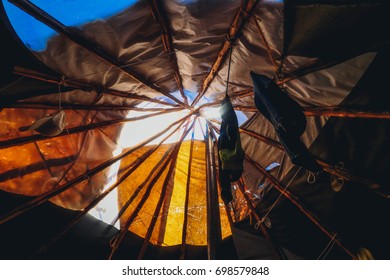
[250,71,322,173]
[218,95,245,178]
[19,110,66,136]
[217,46,245,204]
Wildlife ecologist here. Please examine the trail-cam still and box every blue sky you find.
[3,0,137,51]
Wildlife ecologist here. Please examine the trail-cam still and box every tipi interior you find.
[0,0,389,260]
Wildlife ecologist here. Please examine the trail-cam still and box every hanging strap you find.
[225,43,233,97]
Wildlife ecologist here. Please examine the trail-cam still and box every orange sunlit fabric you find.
[183,140,208,246]
[117,140,232,246]
[157,140,189,246]
[0,141,75,196]
[118,144,172,241]
[0,108,127,210]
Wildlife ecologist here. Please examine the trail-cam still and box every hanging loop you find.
[307,171,317,184]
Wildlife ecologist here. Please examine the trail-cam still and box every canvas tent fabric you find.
[0,0,389,260]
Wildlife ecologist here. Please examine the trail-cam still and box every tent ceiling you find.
[0,0,389,259]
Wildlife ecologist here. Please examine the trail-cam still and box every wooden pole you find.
[231,105,390,119]
[8,0,189,108]
[35,117,191,254]
[147,0,188,105]
[239,127,283,149]
[109,120,194,259]
[205,124,222,260]
[109,133,179,227]
[4,102,177,111]
[254,16,278,72]
[239,128,385,194]
[108,144,176,259]
[245,155,357,259]
[208,119,286,259]
[209,120,357,258]
[303,107,390,119]
[235,179,286,259]
[137,121,193,259]
[109,119,192,227]
[229,88,254,99]
[0,113,192,225]
[0,155,76,183]
[137,155,179,259]
[0,107,183,149]
[180,127,196,259]
[233,105,258,112]
[12,66,176,107]
[191,0,260,106]
[196,88,253,113]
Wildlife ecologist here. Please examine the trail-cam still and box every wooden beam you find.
[109,119,192,227]
[109,144,177,259]
[239,128,385,194]
[36,117,192,254]
[0,113,192,225]
[0,107,182,149]
[245,155,357,259]
[196,88,254,112]
[12,66,176,107]
[148,0,188,105]
[209,120,285,258]
[0,155,76,183]
[236,179,286,259]
[137,121,193,259]
[205,125,222,260]
[9,0,189,108]
[229,88,254,99]
[4,102,177,111]
[109,120,193,259]
[137,155,179,259]
[304,106,390,119]
[239,127,283,149]
[254,16,278,72]
[233,105,258,112]
[180,128,196,260]
[232,104,390,119]
[191,0,260,106]
[277,56,350,85]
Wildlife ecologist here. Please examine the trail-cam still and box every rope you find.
[255,166,302,229]
[317,233,338,260]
